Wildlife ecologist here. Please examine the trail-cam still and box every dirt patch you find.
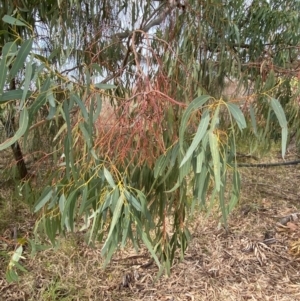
[1,162,300,300]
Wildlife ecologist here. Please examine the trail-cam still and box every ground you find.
[1,150,300,301]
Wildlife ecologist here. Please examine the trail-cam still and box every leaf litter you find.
[1,152,300,300]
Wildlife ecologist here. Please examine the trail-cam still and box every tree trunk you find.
[0,114,28,180]
[0,77,28,180]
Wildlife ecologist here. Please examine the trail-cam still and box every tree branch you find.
[113,2,177,41]
[101,3,179,84]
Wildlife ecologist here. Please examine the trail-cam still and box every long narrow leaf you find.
[9,39,33,80]
[29,78,51,116]
[270,98,287,128]
[20,61,32,109]
[270,98,288,158]
[61,190,77,230]
[249,104,257,136]
[101,194,124,255]
[227,103,246,130]
[94,83,117,90]
[0,59,8,97]
[34,187,53,212]
[2,15,27,26]
[71,94,89,122]
[179,95,211,151]
[0,89,31,103]
[281,127,288,159]
[79,123,92,149]
[2,42,17,57]
[0,108,29,151]
[141,231,161,267]
[209,132,221,191]
[93,94,102,123]
[180,110,210,167]
[103,167,116,188]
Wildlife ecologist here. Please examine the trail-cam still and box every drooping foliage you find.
[0,0,299,280]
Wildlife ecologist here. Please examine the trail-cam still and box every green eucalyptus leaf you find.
[20,60,33,108]
[124,190,141,211]
[79,123,92,149]
[103,167,116,188]
[0,107,29,151]
[93,94,102,123]
[71,93,89,122]
[249,104,257,136]
[34,187,53,213]
[227,103,246,130]
[94,83,117,90]
[2,42,17,57]
[92,63,103,75]
[9,39,33,80]
[209,132,221,191]
[180,110,210,167]
[0,89,31,103]
[0,58,8,97]
[179,95,211,151]
[61,190,78,231]
[101,193,124,255]
[270,98,288,158]
[29,78,51,117]
[2,15,27,26]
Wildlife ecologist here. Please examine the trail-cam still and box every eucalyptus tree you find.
[1,0,299,279]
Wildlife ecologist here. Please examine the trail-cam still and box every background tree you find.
[0,0,299,278]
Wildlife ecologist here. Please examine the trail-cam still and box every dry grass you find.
[1,150,300,301]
